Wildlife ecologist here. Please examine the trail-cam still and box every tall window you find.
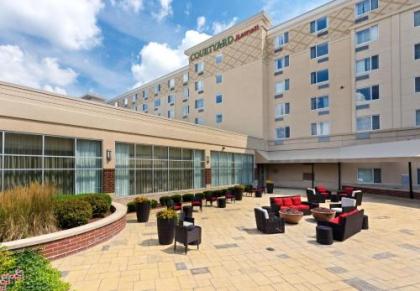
[216,94,223,104]
[195,80,204,92]
[416,77,420,93]
[183,72,189,84]
[167,109,175,119]
[154,98,161,108]
[356,115,380,132]
[195,62,204,74]
[275,127,290,140]
[195,98,204,109]
[311,69,329,84]
[142,103,148,112]
[356,85,379,102]
[154,84,161,95]
[355,0,379,17]
[356,55,379,75]
[415,11,420,27]
[356,25,378,46]
[215,54,223,64]
[275,103,290,118]
[275,79,290,95]
[416,109,420,126]
[311,122,330,136]
[310,42,329,59]
[274,55,289,72]
[183,87,189,100]
[195,118,204,125]
[167,95,175,105]
[357,168,381,184]
[216,74,223,84]
[211,151,253,186]
[182,105,189,117]
[274,32,289,49]
[415,44,420,60]
[216,113,223,124]
[115,143,205,196]
[168,79,175,89]
[310,16,328,33]
[143,90,148,100]
[311,96,329,110]
[124,98,128,106]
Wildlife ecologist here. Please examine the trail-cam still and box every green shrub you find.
[0,183,58,242]
[170,194,182,203]
[10,249,69,291]
[182,193,194,202]
[204,191,214,199]
[159,196,170,207]
[127,201,136,213]
[54,200,92,229]
[156,209,178,220]
[0,247,16,275]
[134,196,149,204]
[194,193,204,200]
[81,194,110,218]
[150,199,158,208]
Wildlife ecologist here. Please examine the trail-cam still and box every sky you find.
[0,0,330,99]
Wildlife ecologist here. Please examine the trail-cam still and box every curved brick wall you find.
[1,202,127,260]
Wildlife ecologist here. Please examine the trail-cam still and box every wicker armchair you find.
[330,197,357,214]
[174,217,201,254]
[306,188,326,203]
[254,208,285,234]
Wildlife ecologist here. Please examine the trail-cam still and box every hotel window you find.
[357,168,381,184]
[154,98,161,108]
[183,72,189,84]
[310,42,328,59]
[418,168,420,185]
[415,11,420,27]
[275,126,290,140]
[142,103,148,112]
[311,96,329,110]
[211,152,254,186]
[274,32,289,49]
[311,121,330,136]
[168,79,175,90]
[215,54,223,64]
[216,94,223,104]
[355,0,379,17]
[275,79,290,95]
[167,95,175,105]
[274,55,289,72]
[310,16,328,33]
[167,109,175,119]
[154,84,161,95]
[195,118,204,125]
[195,80,204,92]
[216,74,223,84]
[356,25,378,46]
[415,44,420,60]
[356,85,379,102]
[216,113,223,124]
[143,90,148,100]
[311,69,329,84]
[183,87,189,100]
[195,62,204,74]
[356,115,380,132]
[416,77,420,93]
[182,105,189,117]
[114,102,118,107]
[195,98,204,110]
[416,109,420,126]
[124,98,128,106]
[356,55,379,75]
[275,103,290,118]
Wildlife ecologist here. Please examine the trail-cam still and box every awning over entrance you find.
[257,139,420,163]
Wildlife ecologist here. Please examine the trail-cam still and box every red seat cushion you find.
[339,209,359,219]
[329,217,340,224]
[273,197,283,206]
[191,201,201,206]
[294,204,309,211]
[342,187,354,195]
[291,196,301,205]
[283,198,293,207]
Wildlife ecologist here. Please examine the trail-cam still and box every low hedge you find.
[159,196,170,207]
[194,193,204,200]
[55,193,112,218]
[54,200,92,229]
[182,193,194,202]
[170,194,182,204]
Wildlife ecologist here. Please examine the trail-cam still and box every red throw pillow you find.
[329,217,340,224]
[273,197,283,206]
[283,197,293,206]
[316,185,327,192]
[291,196,301,205]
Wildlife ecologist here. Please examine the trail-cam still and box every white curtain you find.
[115,143,130,196]
[76,140,101,194]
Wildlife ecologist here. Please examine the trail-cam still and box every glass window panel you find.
[136,144,152,159]
[5,133,42,155]
[357,169,373,183]
[44,170,74,194]
[4,170,42,190]
[45,136,74,156]
[4,156,42,169]
[414,11,420,27]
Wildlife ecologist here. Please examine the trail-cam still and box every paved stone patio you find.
[53,189,420,291]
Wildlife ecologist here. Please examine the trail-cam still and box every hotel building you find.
[1,0,420,198]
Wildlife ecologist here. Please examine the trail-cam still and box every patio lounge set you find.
[254,185,368,245]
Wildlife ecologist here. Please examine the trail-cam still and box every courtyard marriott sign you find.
[190,25,260,61]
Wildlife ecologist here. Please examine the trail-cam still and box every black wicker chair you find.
[254,208,285,234]
[174,217,201,254]
[318,209,364,241]
[306,188,326,203]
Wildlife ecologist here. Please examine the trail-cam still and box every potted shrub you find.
[159,196,170,207]
[182,193,194,202]
[232,186,243,201]
[171,194,182,204]
[156,209,178,245]
[135,197,151,223]
[150,199,158,209]
[266,180,274,194]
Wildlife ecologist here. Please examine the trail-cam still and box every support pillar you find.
[311,163,315,188]
[338,162,342,190]
[408,162,414,199]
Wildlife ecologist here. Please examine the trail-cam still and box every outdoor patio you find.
[53,189,420,291]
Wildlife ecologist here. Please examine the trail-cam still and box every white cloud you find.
[153,0,173,22]
[197,16,206,32]
[110,0,144,13]
[131,30,211,85]
[212,17,238,34]
[184,2,192,16]
[0,0,104,50]
[0,45,77,94]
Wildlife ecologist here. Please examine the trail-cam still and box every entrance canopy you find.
[256,139,420,164]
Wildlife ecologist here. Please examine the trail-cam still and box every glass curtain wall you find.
[115,142,205,196]
[0,131,102,194]
[211,151,254,186]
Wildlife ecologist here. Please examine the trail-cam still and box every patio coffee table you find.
[311,207,336,222]
[279,209,303,224]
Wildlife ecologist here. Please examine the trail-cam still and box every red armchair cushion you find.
[329,217,340,224]
[273,197,283,206]
[283,198,293,207]
[316,185,329,194]
[339,209,359,219]
[191,201,201,206]
[291,196,301,205]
